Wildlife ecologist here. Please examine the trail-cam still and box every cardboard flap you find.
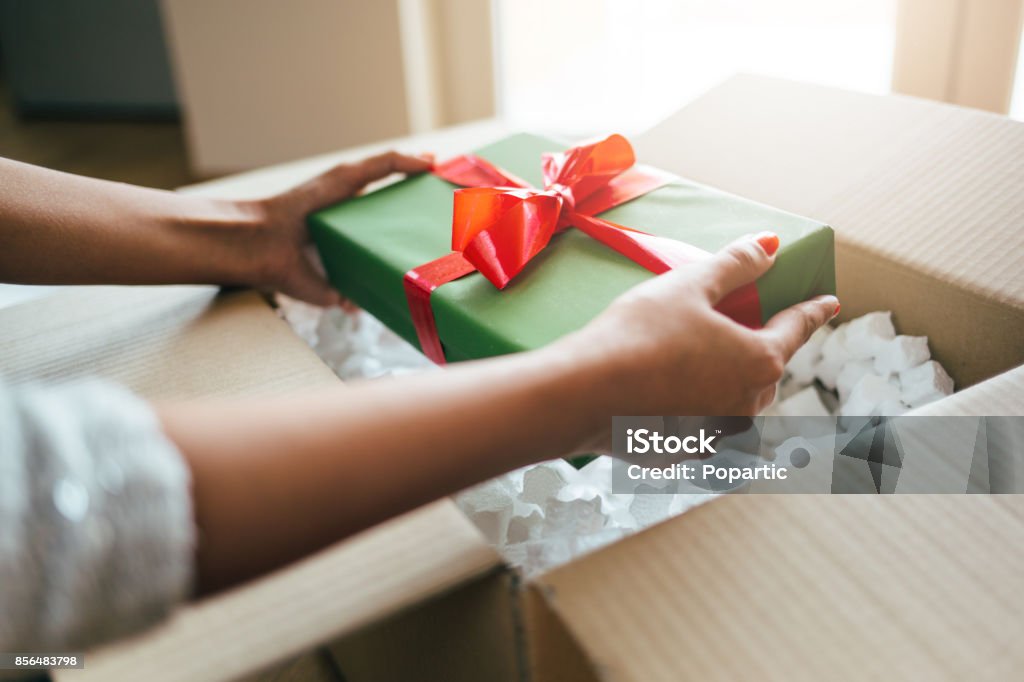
[636,75,1024,388]
[0,286,336,396]
[532,495,1024,681]
[65,499,500,682]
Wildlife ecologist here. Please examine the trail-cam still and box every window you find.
[496,0,897,136]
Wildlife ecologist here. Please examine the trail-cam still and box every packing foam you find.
[766,311,953,423]
[276,297,954,575]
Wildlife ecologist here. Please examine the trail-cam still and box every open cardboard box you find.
[2,77,1018,680]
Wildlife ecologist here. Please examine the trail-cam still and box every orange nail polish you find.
[833,302,842,317]
[756,233,779,256]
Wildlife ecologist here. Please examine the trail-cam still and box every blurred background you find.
[0,0,1021,188]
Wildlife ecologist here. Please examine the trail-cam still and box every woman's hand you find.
[550,232,839,451]
[240,151,433,306]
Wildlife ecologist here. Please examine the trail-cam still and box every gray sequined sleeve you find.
[0,377,195,652]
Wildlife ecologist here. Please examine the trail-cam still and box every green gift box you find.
[309,133,835,363]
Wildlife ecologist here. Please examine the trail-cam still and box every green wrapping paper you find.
[309,133,835,363]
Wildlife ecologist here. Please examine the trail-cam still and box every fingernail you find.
[755,232,779,256]
[833,302,841,317]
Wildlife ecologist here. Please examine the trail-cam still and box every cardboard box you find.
[510,77,1024,681]
[4,79,1020,681]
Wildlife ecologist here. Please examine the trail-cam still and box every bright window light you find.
[496,0,897,136]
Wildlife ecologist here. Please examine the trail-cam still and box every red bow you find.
[404,134,762,364]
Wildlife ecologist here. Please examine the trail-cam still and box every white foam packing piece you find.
[521,463,570,506]
[813,323,850,390]
[840,375,903,417]
[843,311,895,359]
[308,305,432,380]
[900,360,955,407]
[454,476,520,546]
[836,359,875,405]
[820,322,849,362]
[471,509,512,546]
[763,384,836,446]
[506,510,544,545]
[877,399,910,417]
[774,386,831,418]
[542,495,606,536]
[786,325,832,385]
[873,335,931,376]
[507,527,632,578]
[628,487,675,526]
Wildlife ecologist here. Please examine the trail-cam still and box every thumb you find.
[696,232,779,305]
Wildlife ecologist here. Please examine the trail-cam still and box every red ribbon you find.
[403,134,762,364]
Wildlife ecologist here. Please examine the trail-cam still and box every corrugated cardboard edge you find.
[529,495,1024,682]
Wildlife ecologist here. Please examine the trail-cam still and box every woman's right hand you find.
[553,232,839,451]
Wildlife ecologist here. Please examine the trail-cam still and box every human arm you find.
[0,378,192,652]
[0,152,432,305]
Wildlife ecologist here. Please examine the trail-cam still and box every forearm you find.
[158,341,606,593]
[0,157,262,286]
